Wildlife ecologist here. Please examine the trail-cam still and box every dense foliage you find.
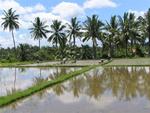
[1,8,150,62]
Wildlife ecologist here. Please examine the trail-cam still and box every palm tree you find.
[128,13,141,55]
[145,8,150,55]
[48,20,66,48]
[1,8,19,53]
[30,17,48,49]
[67,17,81,47]
[119,13,140,56]
[118,12,134,57]
[105,15,119,57]
[83,15,104,59]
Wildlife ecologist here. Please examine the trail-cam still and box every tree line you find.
[1,8,150,62]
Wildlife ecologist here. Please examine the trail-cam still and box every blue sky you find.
[0,0,149,48]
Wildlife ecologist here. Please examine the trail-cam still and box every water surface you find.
[0,67,80,96]
[1,67,150,113]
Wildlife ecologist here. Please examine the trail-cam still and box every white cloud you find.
[128,9,146,17]
[0,0,45,14]
[0,0,118,48]
[34,3,46,11]
[52,2,84,19]
[83,0,117,9]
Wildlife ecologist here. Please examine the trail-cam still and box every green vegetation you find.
[1,8,19,54]
[30,17,49,49]
[105,58,150,66]
[1,8,150,63]
[0,61,33,67]
[0,66,96,107]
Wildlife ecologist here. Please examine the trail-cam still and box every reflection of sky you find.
[1,88,150,113]
[0,67,79,96]
[1,67,150,113]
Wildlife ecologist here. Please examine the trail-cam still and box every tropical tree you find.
[118,13,129,57]
[1,8,19,54]
[48,20,66,48]
[105,15,119,57]
[83,15,104,59]
[128,13,141,55]
[30,17,48,49]
[145,8,150,55]
[67,17,81,47]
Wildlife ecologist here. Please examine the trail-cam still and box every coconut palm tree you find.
[129,13,141,55]
[137,16,147,47]
[145,8,150,55]
[67,17,81,47]
[119,13,140,56]
[83,15,104,59]
[105,15,119,57]
[30,17,48,49]
[118,12,131,57]
[1,8,19,54]
[48,20,66,48]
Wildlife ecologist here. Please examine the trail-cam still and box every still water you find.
[0,67,80,96]
[1,67,150,113]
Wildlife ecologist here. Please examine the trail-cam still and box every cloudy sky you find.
[0,0,149,48]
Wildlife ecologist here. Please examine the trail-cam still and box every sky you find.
[0,0,149,48]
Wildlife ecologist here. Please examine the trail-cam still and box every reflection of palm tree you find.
[49,72,66,95]
[18,68,26,73]
[86,69,105,99]
[69,77,85,97]
[14,68,17,89]
[102,67,150,101]
[32,76,48,86]
[49,68,68,95]
[52,84,66,96]
[6,88,21,109]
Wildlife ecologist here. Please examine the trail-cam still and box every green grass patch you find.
[105,58,150,66]
[0,65,96,107]
[0,61,34,67]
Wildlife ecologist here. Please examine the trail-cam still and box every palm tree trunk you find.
[109,41,112,57]
[12,30,16,54]
[131,38,133,55]
[14,68,16,89]
[39,39,41,49]
[56,42,58,48]
[92,38,97,59]
[125,38,128,57]
[149,33,150,55]
[73,35,75,47]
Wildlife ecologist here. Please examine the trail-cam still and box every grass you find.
[0,65,96,107]
[105,58,150,66]
[0,61,34,67]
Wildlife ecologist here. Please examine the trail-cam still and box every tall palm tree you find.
[30,17,48,49]
[105,15,119,57]
[118,12,130,57]
[128,13,141,55]
[83,15,104,59]
[137,16,147,46]
[67,17,81,47]
[48,20,66,48]
[145,8,150,55]
[1,8,19,53]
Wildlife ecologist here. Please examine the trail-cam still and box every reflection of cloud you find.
[89,93,117,109]
[55,92,82,104]
[145,67,150,73]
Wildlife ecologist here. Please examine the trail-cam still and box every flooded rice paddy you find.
[0,67,80,96]
[1,66,150,113]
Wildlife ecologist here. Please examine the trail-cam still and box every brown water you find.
[1,67,150,113]
[0,67,80,96]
